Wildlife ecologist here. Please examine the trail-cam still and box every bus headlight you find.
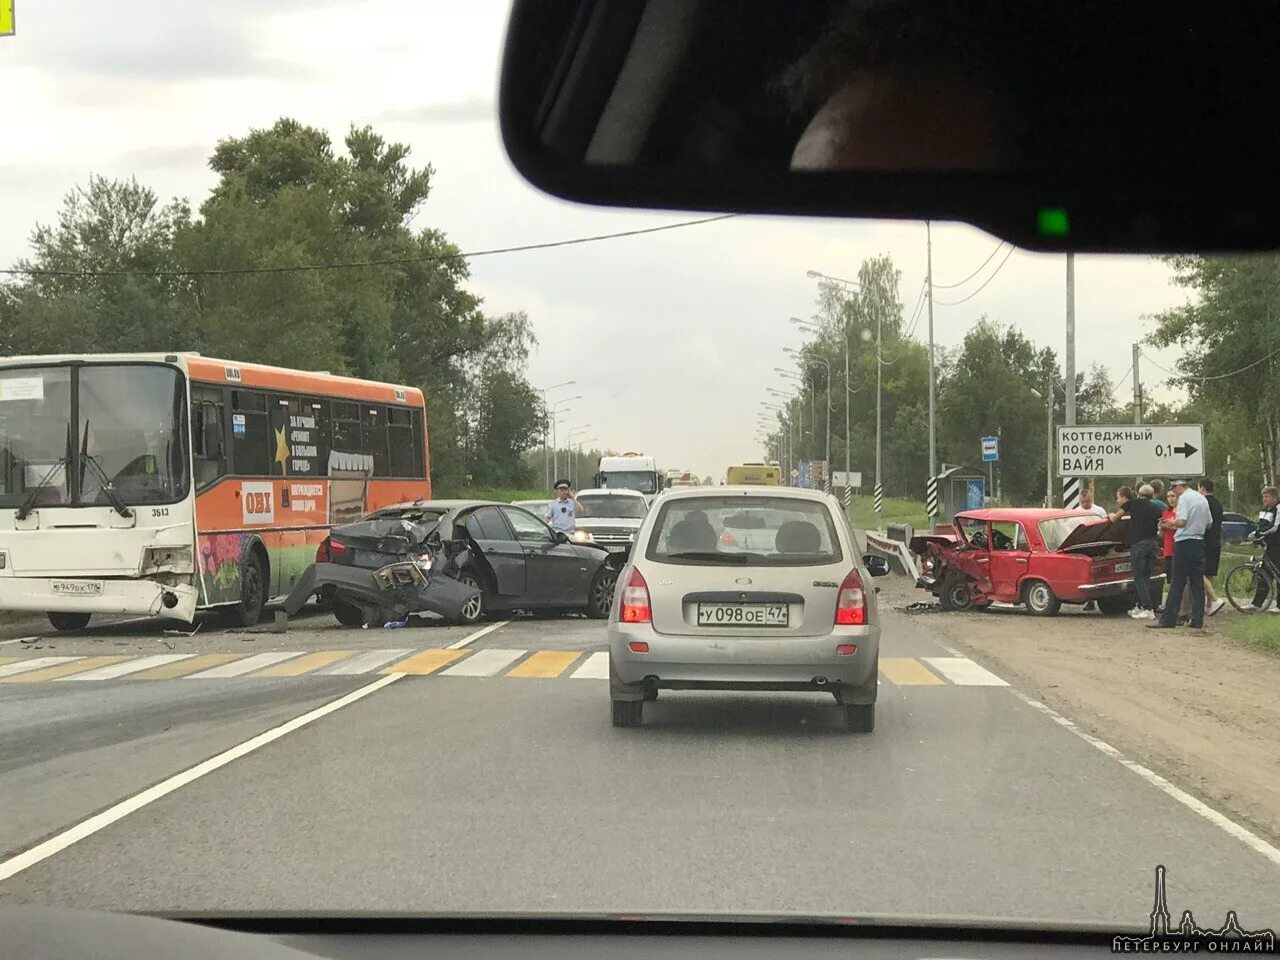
[142,546,194,574]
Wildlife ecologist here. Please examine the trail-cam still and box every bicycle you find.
[1223,541,1280,613]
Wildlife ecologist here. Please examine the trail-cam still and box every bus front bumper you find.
[0,577,199,621]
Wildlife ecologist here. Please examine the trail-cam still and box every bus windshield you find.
[0,363,189,508]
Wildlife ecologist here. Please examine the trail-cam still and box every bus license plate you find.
[52,580,104,596]
[1114,562,1131,574]
[697,603,788,627]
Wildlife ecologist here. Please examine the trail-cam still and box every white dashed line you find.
[445,620,510,649]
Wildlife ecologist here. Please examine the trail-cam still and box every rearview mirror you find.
[500,0,1280,252]
[864,555,891,578]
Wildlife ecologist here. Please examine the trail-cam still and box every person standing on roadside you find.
[1248,486,1280,611]
[1198,478,1227,616]
[1148,479,1168,610]
[1151,479,1211,630]
[1079,484,1108,518]
[1110,484,1162,619]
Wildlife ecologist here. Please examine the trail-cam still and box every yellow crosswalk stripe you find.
[0,657,17,668]
[506,650,582,678]
[1,656,128,683]
[252,650,354,677]
[130,653,243,680]
[879,657,945,686]
[382,648,466,675]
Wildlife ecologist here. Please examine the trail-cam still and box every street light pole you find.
[1045,369,1054,507]
[784,347,832,492]
[549,396,580,482]
[539,381,575,489]
[566,423,590,489]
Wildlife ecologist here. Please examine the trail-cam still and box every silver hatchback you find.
[607,486,889,731]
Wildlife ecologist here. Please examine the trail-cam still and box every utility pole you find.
[844,324,851,517]
[1132,342,1142,424]
[926,221,938,519]
[1045,367,1054,507]
[875,306,883,527]
[1064,254,1077,508]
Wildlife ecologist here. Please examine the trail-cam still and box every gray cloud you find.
[18,0,336,83]
[112,144,213,174]
[377,98,496,125]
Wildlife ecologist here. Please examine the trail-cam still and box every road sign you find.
[1056,423,1204,477]
[1,1,13,38]
[832,471,862,488]
[981,436,999,462]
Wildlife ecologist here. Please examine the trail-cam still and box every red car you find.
[908,508,1164,617]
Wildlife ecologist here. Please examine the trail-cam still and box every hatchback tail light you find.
[620,566,652,624]
[316,537,348,563]
[834,568,867,625]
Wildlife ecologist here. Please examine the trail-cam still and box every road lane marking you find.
[252,650,354,677]
[506,650,581,678]
[0,673,403,884]
[570,651,609,679]
[321,648,414,675]
[0,656,125,683]
[923,656,1009,686]
[57,654,195,681]
[185,652,304,678]
[878,657,945,686]
[0,656,83,678]
[440,648,525,677]
[1009,688,1280,868]
[0,636,38,646]
[129,653,242,679]
[445,620,510,649]
[383,648,466,674]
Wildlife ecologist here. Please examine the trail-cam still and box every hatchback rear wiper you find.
[664,551,749,564]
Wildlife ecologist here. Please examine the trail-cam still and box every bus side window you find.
[192,389,227,488]
[387,406,415,477]
[230,390,270,476]
[362,405,389,477]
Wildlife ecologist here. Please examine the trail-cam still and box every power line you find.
[1140,343,1280,382]
[1109,364,1133,397]
[0,214,738,280]
[932,240,1006,289]
[933,244,1015,306]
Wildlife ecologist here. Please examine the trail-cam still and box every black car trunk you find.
[330,517,439,569]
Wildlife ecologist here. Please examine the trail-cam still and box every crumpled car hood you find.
[330,516,437,554]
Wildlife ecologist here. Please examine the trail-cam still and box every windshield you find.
[600,471,657,494]
[0,364,187,507]
[1038,516,1093,551]
[647,496,842,565]
[576,494,647,519]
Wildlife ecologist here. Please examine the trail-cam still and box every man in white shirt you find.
[1079,485,1109,518]
[1151,479,1211,630]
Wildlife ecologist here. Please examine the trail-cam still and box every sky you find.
[0,0,1195,481]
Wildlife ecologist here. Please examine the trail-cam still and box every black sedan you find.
[296,499,623,627]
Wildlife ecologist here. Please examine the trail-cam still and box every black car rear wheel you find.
[586,565,618,619]
[456,570,486,625]
[47,611,91,632]
[843,703,875,733]
[611,698,643,727]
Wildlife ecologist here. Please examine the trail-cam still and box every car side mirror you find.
[553,531,569,544]
[864,555,891,578]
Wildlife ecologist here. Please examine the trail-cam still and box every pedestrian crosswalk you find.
[0,649,1008,686]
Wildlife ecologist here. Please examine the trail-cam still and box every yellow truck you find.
[726,463,782,486]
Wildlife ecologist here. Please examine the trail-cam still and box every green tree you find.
[1148,254,1280,486]
[0,175,194,355]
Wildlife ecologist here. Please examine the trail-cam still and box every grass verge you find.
[434,488,550,503]
[848,495,929,532]
[1225,613,1280,657]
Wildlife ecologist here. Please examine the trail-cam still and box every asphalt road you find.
[1,601,1278,929]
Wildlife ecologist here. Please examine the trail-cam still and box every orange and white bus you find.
[0,353,429,630]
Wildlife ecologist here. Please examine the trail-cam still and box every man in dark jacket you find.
[1249,486,1280,611]
[1198,479,1226,616]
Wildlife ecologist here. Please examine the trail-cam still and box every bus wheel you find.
[48,611,91,632]
[230,549,267,627]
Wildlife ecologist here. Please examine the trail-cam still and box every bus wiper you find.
[16,457,69,521]
[81,455,134,519]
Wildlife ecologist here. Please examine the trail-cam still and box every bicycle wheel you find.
[1224,562,1273,613]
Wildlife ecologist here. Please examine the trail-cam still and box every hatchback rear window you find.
[645,496,843,566]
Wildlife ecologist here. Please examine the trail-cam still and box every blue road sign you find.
[981,435,999,462]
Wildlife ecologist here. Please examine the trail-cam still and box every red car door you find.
[986,519,1031,602]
